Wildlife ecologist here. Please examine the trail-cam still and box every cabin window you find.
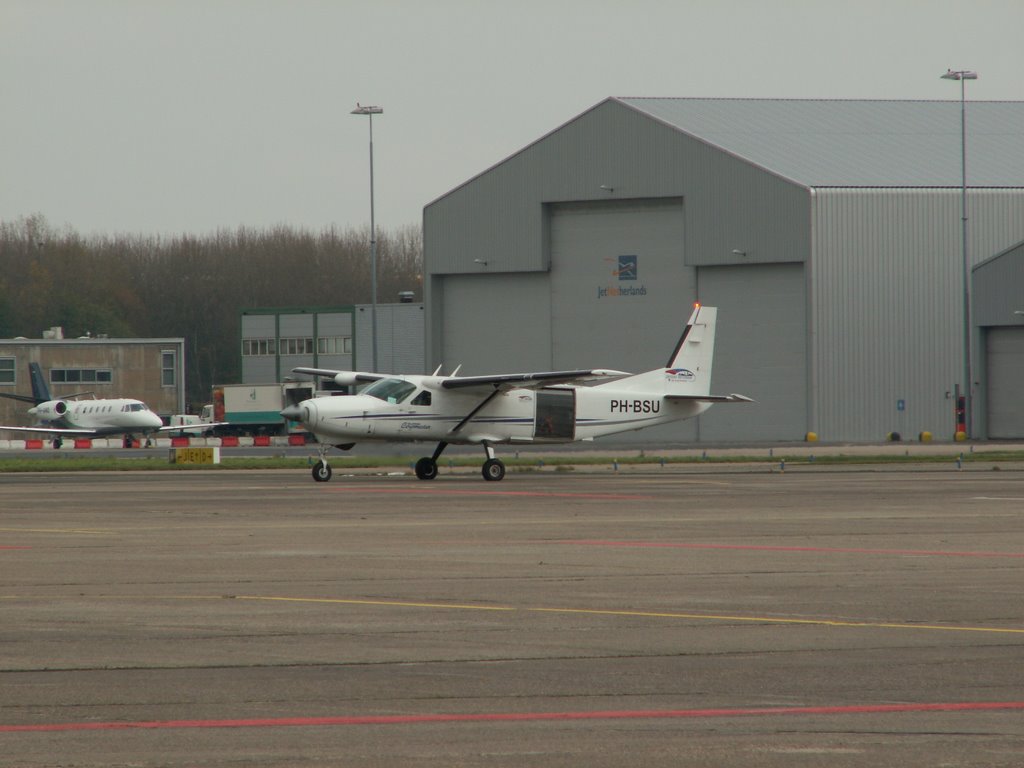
[410,390,432,406]
[363,378,417,404]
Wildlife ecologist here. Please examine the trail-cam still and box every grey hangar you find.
[421,97,1024,443]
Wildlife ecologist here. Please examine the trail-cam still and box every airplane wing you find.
[291,367,388,384]
[0,423,229,436]
[441,369,630,392]
[155,422,228,433]
[0,425,97,436]
[665,393,755,403]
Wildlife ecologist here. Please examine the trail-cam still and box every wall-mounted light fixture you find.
[473,258,488,266]
[731,249,747,257]
[599,184,615,193]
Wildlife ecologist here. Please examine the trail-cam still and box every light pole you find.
[351,103,383,372]
[941,69,977,439]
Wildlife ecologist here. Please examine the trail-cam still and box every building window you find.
[162,350,176,387]
[242,338,277,356]
[50,368,113,385]
[0,357,14,385]
[280,337,314,356]
[317,336,352,354]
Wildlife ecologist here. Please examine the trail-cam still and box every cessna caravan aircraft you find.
[282,304,752,482]
[0,362,204,448]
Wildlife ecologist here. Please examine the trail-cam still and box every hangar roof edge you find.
[613,97,1024,188]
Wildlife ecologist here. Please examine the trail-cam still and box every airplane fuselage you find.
[28,398,164,435]
[298,383,710,447]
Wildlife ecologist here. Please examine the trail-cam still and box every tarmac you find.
[2,464,1023,766]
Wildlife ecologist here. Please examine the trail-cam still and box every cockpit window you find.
[363,378,417,404]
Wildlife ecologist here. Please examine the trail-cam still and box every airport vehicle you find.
[0,363,210,448]
[190,382,315,437]
[282,304,752,482]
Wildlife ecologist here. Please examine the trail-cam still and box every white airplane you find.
[0,362,212,448]
[282,304,752,482]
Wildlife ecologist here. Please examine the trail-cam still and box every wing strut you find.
[448,389,503,435]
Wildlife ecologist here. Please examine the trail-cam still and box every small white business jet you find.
[0,363,210,448]
[282,304,752,482]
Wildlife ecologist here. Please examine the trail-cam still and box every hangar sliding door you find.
[547,198,695,442]
[985,327,1024,438]
[697,263,807,441]
[549,199,691,373]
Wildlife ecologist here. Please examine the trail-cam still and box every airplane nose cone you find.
[280,404,304,421]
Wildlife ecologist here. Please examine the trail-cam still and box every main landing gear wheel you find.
[312,460,332,482]
[415,457,438,480]
[482,458,506,482]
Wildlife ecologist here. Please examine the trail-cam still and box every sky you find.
[2,0,1021,238]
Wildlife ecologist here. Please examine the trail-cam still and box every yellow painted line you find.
[232,595,1024,635]
[236,595,515,612]
[0,527,112,535]
[4,593,1020,635]
[528,606,1024,635]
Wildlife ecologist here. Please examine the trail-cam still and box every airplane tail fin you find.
[598,304,721,396]
[29,363,51,403]
[0,362,52,406]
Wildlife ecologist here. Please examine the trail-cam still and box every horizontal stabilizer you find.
[665,393,754,403]
[0,392,43,406]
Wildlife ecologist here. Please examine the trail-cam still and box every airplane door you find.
[534,389,575,440]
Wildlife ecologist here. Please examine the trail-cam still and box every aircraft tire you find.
[415,457,438,480]
[312,461,332,482]
[482,458,505,482]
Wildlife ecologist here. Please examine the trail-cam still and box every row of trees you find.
[0,214,422,406]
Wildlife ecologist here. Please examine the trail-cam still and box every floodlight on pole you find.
[351,103,383,372]
[940,70,977,439]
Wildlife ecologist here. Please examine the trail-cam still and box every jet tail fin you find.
[29,363,51,403]
[0,363,52,406]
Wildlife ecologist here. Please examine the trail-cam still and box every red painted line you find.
[562,540,1024,559]
[4,701,1023,733]
[330,488,655,500]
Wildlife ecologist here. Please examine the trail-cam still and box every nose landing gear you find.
[312,460,332,482]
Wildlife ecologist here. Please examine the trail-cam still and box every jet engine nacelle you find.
[30,399,69,420]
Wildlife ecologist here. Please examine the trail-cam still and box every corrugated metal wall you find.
[354,304,425,375]
[810,189,1024,441]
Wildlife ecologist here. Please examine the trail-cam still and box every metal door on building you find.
[985,327,1024,438]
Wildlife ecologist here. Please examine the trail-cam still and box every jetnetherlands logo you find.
[616,255,637,280]
[598,255,647,299]
[665,368,696,382]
